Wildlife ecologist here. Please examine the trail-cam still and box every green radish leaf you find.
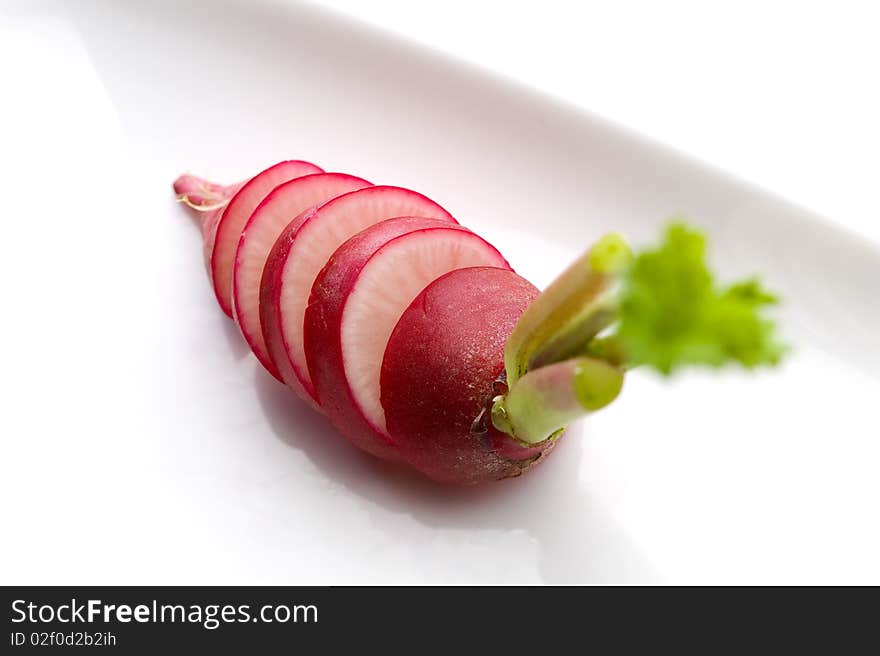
[616,222,786,375]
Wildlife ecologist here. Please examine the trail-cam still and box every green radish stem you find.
[493,221,786,444]
[502,233,632,387]
[491,357,624,444]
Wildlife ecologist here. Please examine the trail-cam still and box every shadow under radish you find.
[254,369,659,584]
[217,314,251,361]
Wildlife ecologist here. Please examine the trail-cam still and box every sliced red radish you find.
[381,267,553,484]
[261,186,455,409]
[210,160,323,316]
[304,217,510,460]
[232,173,371,379]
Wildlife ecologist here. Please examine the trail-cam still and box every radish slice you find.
[211,160,323,316]
[261,186,455,408]
[305,217,509,460]
[232,173,371,379]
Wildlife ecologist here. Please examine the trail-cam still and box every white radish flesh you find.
[211,160,323,316]
[261,186,455,404]
[232,173,371,377]
[342,227,509,434]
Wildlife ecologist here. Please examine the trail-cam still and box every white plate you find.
[1,0,878,584]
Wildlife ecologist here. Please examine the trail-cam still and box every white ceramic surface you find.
[317,0,880,249]
[1,0,878,584]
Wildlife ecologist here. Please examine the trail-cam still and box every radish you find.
[172,173,246,273]
[304,217,509,460]
[209,160,323,316]
[382,267,555,484]
[261,186,456,408]
[232,173,371,378]
[174,162,786,485]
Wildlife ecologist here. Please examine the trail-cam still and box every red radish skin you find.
[305,218,509,461]
[232,173,371,380]
[381,267,556,485]
[210,160,323,316]
[172,174,246,273]
[261,186,456,408]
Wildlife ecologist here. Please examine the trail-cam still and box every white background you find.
[316,0,880,245]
